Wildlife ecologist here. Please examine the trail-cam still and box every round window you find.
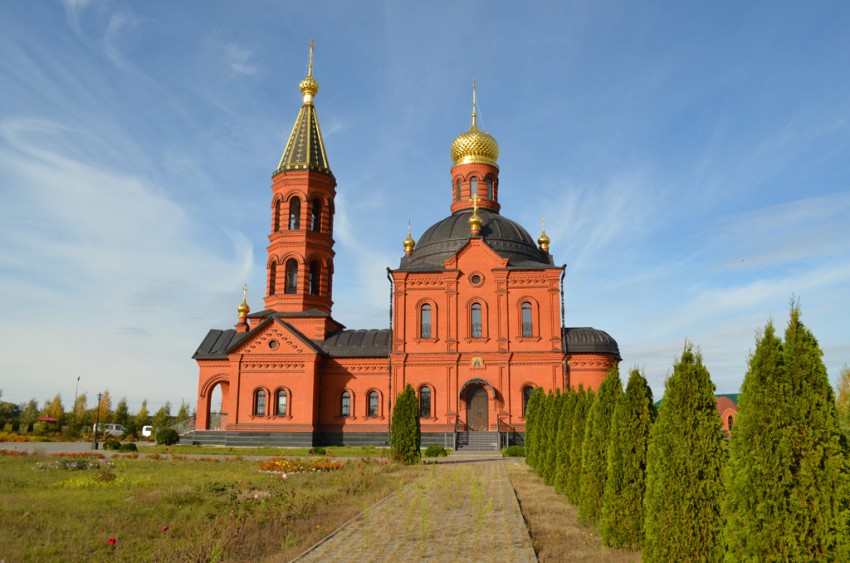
[470,274,483,286]
[268,340,279,350]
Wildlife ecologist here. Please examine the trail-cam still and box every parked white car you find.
[142,425,153,438]
[93,423,126,437]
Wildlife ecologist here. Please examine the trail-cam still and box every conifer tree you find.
[135,399,150,429]
[151,401,172,432]
[113,398,130,427]
[723,307,849,560]
[391,384,421,464]
[554,388,578,495]
[543,389,564,485]
[836,364,850,436]
[643,342,725,562]
[566,387,594,504]
[524,387,544,468]
[601,368,656,550]
[535,391,554,475]
[579,367,622,524]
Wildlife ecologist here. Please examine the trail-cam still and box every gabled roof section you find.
[563,327,621,360]
[275,97,332,176]
[193,329,250,360]
[321,329,391,358]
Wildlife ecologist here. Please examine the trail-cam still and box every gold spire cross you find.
[471,78,478,129]
[308,39,314,76]
[471,193,479,214]
[242,283,248,303]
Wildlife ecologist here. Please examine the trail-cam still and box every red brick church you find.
[191,49,620,448]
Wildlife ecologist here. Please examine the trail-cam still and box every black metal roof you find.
[398,209,552,271]
[563,327,621,360]
[321,329,391,358]
[192,329,250,360]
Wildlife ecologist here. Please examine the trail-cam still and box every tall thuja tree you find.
[579,367,622,524]
[554,388,578,495]
[723,307,848,560]
[836,364,850,437]
[391,384,421,464]
[644,342,725,562]
[524,387,545,469]
[601,368,656,550]
[543,389,565,485]
[535,391,555,475]
[566,388,594,505]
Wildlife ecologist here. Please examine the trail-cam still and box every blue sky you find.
[2,1,849,412]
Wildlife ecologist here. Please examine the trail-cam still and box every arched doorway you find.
[466,386,489,431]
[206,381,229,430]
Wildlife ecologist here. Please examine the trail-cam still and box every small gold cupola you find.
[299,40,319,105]
[403,219,416,254]
[450,80,500,167]
[237,283,250,318]
[538,216,550,253]
[469,194,483,235]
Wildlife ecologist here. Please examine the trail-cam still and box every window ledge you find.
[516,336,541,343]
[413,337,439,344]
[463,337,490,344]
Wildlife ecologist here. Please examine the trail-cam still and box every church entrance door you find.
[466,386,489,431]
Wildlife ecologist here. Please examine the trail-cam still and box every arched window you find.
[254,390,266,416]
[523,386,534,417]
[275,390,288,416]
[471,303,482,338]
[288,198,301,230]
[311,199,322,232]
[274,199,282,232]
[268,261,277,296]
[285,259,298,294]
[521,301,533,337]
[470,177,478,199]
[728,415,734,431]
[309,261,320,295]
[368,391,379,417]
[419,386,432,418]
[328,200,334,233]
[456,179,461,201]
[341,391,351,417]
[487,178,493,200]
[420,303,432,338]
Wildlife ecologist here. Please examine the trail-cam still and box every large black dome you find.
[399,209,550,270]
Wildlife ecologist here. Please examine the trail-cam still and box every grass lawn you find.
[0,449,423,561]
[505,461,641,562]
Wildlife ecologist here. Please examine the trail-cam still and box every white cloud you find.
[223,43,258,76]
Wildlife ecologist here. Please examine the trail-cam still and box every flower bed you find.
[257,457,344,474]
[35,458,114,471]
[0,432,29,443]
[0,449,29,456]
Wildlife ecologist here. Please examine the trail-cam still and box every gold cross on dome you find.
[471,193,479,214]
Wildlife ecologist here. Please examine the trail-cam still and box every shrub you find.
[102,440,121,451]
[155,428,179,446]
[423,445,448,457]
[118,443,137,452]
[390,384,420,464]
[308,447,327,455]
[502,445,525,457]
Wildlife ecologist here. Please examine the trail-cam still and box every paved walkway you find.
[295,458,536,562]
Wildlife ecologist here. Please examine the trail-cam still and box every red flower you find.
[108,537,117,545]
[162,525,169,532]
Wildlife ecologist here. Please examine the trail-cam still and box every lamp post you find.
[92,392,102,450]
[72,376,80,430]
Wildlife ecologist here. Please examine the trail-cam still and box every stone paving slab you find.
[295,460,536,562]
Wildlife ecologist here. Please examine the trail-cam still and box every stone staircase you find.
[455,431,499,452]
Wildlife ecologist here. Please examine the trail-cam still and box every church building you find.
[191,49,620,448]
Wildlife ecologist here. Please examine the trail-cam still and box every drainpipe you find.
[560,265,567,389]
[386,268,394,444]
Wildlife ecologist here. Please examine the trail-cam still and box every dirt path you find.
[295,459,536,562]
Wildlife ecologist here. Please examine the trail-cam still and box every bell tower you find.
[264,42,336,317]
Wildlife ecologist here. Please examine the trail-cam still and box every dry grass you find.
[505,461,641,562]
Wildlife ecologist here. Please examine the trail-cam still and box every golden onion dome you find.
[468,211,483,233]
[450,121,499,166]
[450,80,499,167]
[237,283,250,318]
[403,233,416,254]
[300,40,319,104]
[538,217,550,252]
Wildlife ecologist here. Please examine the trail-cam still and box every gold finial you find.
[538,215,550,252]
[237,283,250,318]
[471,79,478,130]
[403,219,416,254]
[468,194,482,234]
[299,40,319,104]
